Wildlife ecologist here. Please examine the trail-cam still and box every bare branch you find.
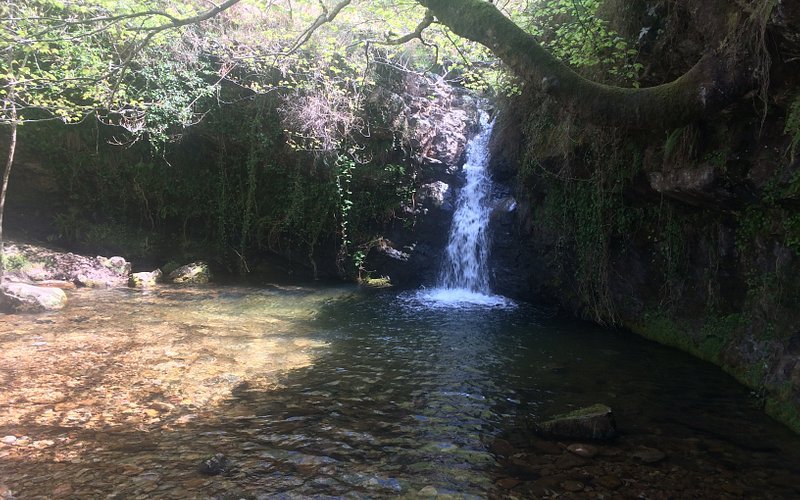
[282,0,352,57]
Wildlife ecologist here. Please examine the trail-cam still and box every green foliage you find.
[1,252,30,272]
[521,0,642,84]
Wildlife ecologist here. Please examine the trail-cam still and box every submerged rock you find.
[169,262,211,284]
[567,443,598,458]
[197,453,231,476]
[0,282,67,313]
[631,446,666,464]
[129,269,162,288]
[532,404,617,441]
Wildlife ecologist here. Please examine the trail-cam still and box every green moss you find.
[785,92,800,160]
[635,312,744,365]
[765,388,800,435]
[634,312,800,434]
[360,276,392,288]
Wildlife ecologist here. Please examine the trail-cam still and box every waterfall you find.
[438,113,495,293]
[413,112,514,309]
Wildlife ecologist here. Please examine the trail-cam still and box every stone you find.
[1,436,16,445]
[129,269,163,289]
[417,486,438,497]
[596,475,622,490]
[490,438,515,457]
[567,443,598,458]
[0,483,14,500]
[561,480,584,492]
[0,282,67,313]
[197,453,231,476]
[631,446,666,464]
[169,262,211,284]
[98,256,131,275]
[417,181,453,210]
[497,477,522,489]
[533,404,617,441]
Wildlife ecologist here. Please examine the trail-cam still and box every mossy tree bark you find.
[418,0,755,129]
[0,99,16,286]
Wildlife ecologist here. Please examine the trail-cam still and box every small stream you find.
[1,285,799,498]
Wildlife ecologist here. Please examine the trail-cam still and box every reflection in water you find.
[0,286,799,498]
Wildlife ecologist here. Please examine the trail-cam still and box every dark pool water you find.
[1,285,799,498]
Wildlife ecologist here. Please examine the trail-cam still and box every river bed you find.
[1,285,799,498]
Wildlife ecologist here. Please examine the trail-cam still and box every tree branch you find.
[281,0,352,56]
[418,0,755,129]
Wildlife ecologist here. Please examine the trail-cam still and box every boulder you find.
[0,282,67,313]
[98,256,131,275]
[417,181,454,211]
[129,269,163,289]
[168,262,211,284]
[532,404,617,441]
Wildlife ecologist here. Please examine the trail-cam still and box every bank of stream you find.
[1,285,799,498]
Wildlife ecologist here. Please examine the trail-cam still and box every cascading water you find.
[438,113,494,293]
[414,112,514,308]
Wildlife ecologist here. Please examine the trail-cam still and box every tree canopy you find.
[4,0,739,139]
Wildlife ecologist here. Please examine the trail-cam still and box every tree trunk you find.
[0,101,17,286]
[419,0,755,129]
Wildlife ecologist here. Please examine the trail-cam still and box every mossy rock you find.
[168,262,211,285]
[532,403,617,441]
[128,269,163,289]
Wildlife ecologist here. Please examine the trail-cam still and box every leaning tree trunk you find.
[418,0,756,129]
[0,99,17,286]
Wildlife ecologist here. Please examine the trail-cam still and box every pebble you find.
[596,475,622,490]
[197,453,231,476]
[567,443,598,458]
[1,436,16,445]
[497,477,522,489]
[631,447,666,464]
[555,453,589,469]
[562,480,584,492]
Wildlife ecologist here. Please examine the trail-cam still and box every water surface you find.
[1,285,799,498]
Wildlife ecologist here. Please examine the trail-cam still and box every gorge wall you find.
[484,0,800,433]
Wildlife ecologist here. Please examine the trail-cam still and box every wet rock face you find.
[648,164,736,208]
[364,77,481,288]
[0,282,67,313]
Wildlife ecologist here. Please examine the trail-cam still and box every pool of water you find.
[1,285,799,498]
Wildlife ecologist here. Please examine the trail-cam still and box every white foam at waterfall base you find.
[411,288,516,310]
[417,112,516,310]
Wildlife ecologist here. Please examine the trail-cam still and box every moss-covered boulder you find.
[168,262,211,284]
[532,404,617,441]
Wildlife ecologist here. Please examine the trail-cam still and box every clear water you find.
[1,285,799,498]
[435,113,507,310]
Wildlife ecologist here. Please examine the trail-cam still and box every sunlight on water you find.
[405,288,517,309]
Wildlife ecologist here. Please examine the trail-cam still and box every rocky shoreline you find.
[0,240,210,313]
